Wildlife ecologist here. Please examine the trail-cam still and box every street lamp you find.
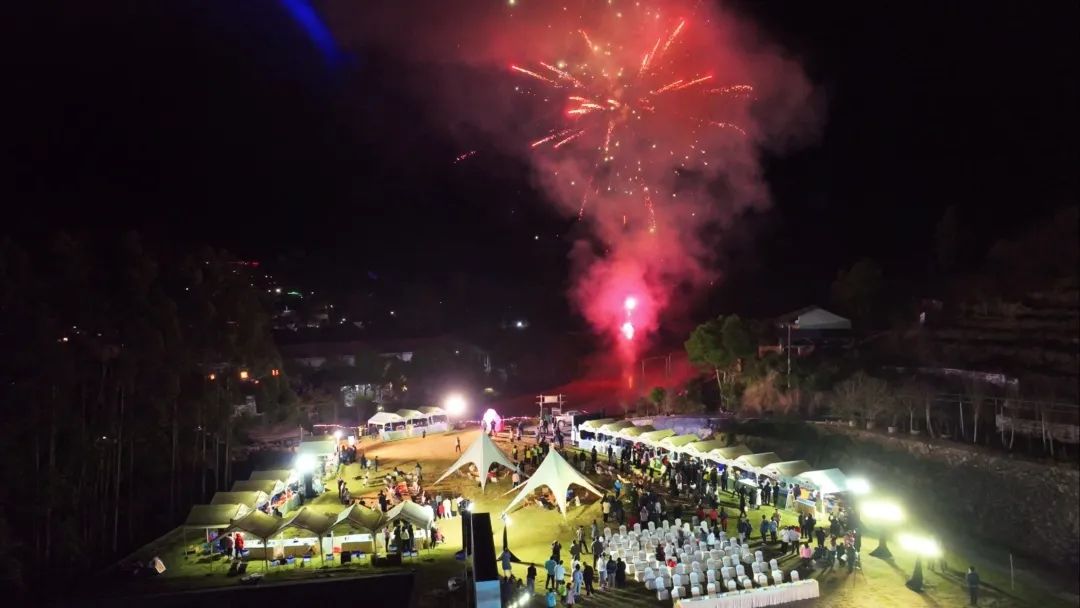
[898,533,942,592]
[861,499,905,559]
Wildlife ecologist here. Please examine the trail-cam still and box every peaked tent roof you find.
[598,420,635,434]
[331,504,388,533]
[396,409,426,421]
[280,507,334,536]
[640,429,676,445]
[708,445,752,462]
[580,418,615,431]
[386,501,435,529]
[734,452,781,469]
[778,306,851,331]
[419,406,446,416]
[762,460,812,480]
[231,480,281,495]
[367,411,406,426]
[619,424,655,438]
[794,468,849,494]
[432,432,518,489]
[503,448,605,516]
[227,509,284,540]
[660,433,700,449]
[183,504,250,529]
[683,439,727,457]
[250,469,294,482]
[210,491,268,509]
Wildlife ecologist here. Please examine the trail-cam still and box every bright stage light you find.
[898,533,942,558]
[624,296,637,311]
[621,321,635,340]
[294,453,317,474]
[860,499,905,523]
[333,429,343,440]
[847,477,871,495]
[444,394,467,416]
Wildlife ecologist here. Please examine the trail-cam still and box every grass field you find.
[113,429,1075,608]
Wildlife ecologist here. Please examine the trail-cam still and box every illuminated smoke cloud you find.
[325,0,819,367]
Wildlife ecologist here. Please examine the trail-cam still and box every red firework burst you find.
[510,4,753,231]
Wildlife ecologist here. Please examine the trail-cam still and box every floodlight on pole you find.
[333,429,343,440]
[444,394,467,417]
[847,477,871,495]
[898,533,942,592]
[294,453,317,475]
[861,499,905,559]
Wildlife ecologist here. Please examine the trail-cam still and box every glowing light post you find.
[444,394,467,418]
[860,497,904,559]
[899,533,942,593]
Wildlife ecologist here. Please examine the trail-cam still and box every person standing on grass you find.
[545,556,557,590]
[759,515,770,546]
[606,554,617,589]
[572,563,583,597]
[555,560,567,592]
[526,563,537,594]
[502,548,513,577]
[582,563,594,596]
[966,567,981,606]
[597,554,608,590]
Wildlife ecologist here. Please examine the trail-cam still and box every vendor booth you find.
[681,439,726,459]
[367,411,407,440]
[658,433,700,454]
[597,420,635,438]
[210,491,269,510]
[733,452,782,474]
[225,510,285,567]
[761,460,812,483]
[639,428,676,447]
[231,479,282,496]
[396,409,428,435]
[618,424,655,440]
[329,504,387,559]
[707,445,752,466]
[576,418,614,451]
[418,406,449,432]
[182,503,251,564]
[792,468,850,515]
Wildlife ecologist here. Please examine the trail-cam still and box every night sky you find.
[5,1,1077,330]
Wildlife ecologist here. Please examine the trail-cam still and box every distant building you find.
[760,305,853,357]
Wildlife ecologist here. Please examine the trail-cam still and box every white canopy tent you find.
[707,445,752,464]
[386,501,436,529]
[779,306,852,331]
[733,452,782,472]
[432,432,518,490]
[502,449,604,516]
[794,468,849,495]
[368,412,406,428]
[761,460,812,481]
[681,439,727,458]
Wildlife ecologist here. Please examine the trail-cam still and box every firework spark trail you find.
[453,150,477,163]
[552,129,586,148]
[510,64,557,85]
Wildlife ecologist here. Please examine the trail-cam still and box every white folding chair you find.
[726,579,737,592]
[769,558,779,571]
[740,576,754,590]
[755,550,764,562]
[735,564,746,579]
[756,573,769,587]
[771,569,784,585]
[790,570,800,582]
[751,562,762,575]
[706,582,717,597]
[656,589,670,601]
[706,569,717,583]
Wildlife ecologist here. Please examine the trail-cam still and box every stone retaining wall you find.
[736,423,1080,572]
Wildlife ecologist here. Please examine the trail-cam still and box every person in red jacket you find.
[234,532,245,558]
